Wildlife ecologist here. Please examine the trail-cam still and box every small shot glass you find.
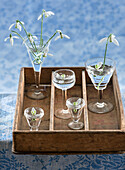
[24,107,44,131]
[66,97,85,130]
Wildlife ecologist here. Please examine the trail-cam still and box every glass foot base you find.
[68,122,84,130]
[88,101,114,114]
[25,86,48,100]
[55,109,71,119]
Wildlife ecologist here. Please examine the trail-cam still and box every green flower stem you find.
[18,20,35,49]
[102,38,109,70]
[40,13,43,46]
[97,34,112,89]
[11,30,38,59]
[97,76,105,90]
[11,30,25,41]
[102,34,112,70]
[43,31,57,48]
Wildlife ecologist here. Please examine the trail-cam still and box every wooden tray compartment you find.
[12,67,125,154]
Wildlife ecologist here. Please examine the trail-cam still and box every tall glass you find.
[25,35,50,100]
[53,69,76,119]
[85,57,115,113]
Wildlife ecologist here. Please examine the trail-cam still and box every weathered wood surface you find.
[13,131,125,153]
[13,68,24,131]
[82,71,89,130]
[13,67,125,154]
[113,70,125,130]
[49,72,55,131]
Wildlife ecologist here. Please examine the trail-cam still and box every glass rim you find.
[66,97,85,109]
[24,107,44,119]
[53,69,75,75]
[24,34,51,45]
[85,57,116,67]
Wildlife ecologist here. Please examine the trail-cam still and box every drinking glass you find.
[24,35,50,100]
[66,97,85,129]
[24,107,44,131]
[85,57,115,113]
[53,69,76,119]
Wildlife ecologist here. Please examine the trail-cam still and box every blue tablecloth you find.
[0,94,125,170]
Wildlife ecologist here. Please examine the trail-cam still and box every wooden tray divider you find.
[113,70,124,130]
[13,68,25,131]
[82,70,89,130]
[49,72,55,131]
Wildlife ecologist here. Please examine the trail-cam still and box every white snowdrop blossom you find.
[36,45,53,58]
[37,10,55,20]
[23,35,38,44]
[44,11,55,18]
[9,21,24,31]
[4,34,19,46]
[31,107,36,116]
[55,30,70,41]
[43,41,53,57]
[99,34,119,46]
[95,62,103,70]
[5,9,70,65]
[29,35,38,44]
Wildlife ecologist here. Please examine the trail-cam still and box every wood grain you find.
[82,71,89,130]
[49,72,55,130]
[12,67,125,154]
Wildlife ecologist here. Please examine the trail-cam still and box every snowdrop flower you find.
[23,35,38,44]
[36,45,53,58]
[95,62,103,70]
[28,35,38,44]
[99,34,119,46]
[37,10,55,20]
[43,45,53,57]
[4,34,19,46]
[31,107,36,116]
[9,20,24,31]
[55,30,70,41]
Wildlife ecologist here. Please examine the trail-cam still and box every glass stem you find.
[34,71,41,89]
[62,90,67,110]
[97,90,105,108]
[99,90,103,101]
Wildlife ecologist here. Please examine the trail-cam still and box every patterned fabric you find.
[0,94,125,169]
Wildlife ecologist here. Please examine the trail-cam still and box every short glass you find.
[24,107,44,131]
[66,97,85,130]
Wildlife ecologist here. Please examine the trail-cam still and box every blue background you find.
[1,0,125,93]
[0,0,125,169]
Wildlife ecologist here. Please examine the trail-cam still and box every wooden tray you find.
[12,67,125,154]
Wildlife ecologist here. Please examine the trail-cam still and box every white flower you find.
[95,62,103,70]
[43,46,53,57]
[44,11,55,18]
[55,30,70,41]
[31,107,36,115]
[4,34,19,46]
[37,10,55,20]
[23,35,38,44]
[9,21,24,31]
[99,34,119,46]
[36,45,53,57]
[29,35,38,44]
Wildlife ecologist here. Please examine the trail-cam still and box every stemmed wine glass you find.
[25,35,50,100]
[53,69,76,119]
[85,57,115,114]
